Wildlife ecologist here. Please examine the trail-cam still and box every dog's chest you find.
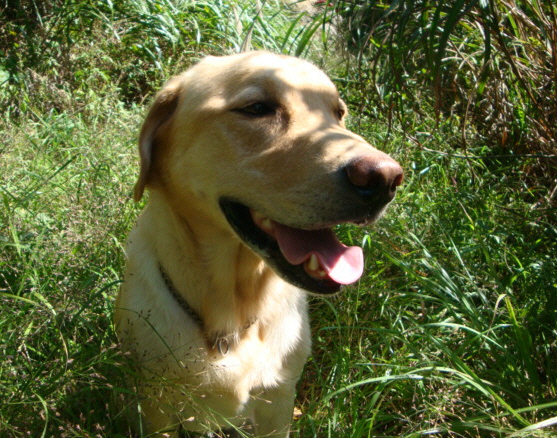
[207,329,294,390]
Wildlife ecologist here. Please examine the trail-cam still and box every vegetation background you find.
[1,0,556,436]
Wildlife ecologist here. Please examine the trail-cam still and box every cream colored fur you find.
[115,51,396,437]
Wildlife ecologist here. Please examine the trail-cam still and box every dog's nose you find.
[345,155,404,205]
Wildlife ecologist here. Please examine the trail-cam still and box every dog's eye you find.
[237,102,276,117]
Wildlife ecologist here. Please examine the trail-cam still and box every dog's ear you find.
[134,77,183,201]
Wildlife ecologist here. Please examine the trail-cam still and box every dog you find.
[115,51,403,437]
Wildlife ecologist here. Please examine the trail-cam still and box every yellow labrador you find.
[115,51,402,437]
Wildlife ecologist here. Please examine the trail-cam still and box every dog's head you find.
[134,51,403,295]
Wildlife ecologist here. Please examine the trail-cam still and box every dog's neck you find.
[159,263,258,353]
[144,191,275,344]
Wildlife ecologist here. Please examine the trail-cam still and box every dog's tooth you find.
[252,210,264,223]
[305,255,328,280]
[252,210,272,230]
[261,217,273,232]
[308,254,319,271]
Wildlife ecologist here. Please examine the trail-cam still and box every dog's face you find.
[135,51,402,295]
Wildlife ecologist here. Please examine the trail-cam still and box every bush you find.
[332,0,557,179]
[0,0,324,115]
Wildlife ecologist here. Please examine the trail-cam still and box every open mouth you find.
[219,199,364,295]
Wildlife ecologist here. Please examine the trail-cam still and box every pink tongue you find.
[273,223,364,285]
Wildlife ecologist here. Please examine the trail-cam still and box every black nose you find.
[345,155,404,205]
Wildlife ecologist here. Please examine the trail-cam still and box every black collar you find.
[159,265,256,355]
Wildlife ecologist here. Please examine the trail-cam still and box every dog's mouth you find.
[219,199,364,295]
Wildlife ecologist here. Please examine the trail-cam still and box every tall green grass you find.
[1,100,141,435]
[1,0,556,436]
[329,0,557,178]
[0,0,327,112]
[299,123,557,436]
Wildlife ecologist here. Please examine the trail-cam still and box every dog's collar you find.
[159,265,256,355]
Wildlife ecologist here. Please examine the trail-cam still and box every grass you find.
[296,125,557,437]
[331,0,557,168]
[1,0,556,437]
[1,100,141,436]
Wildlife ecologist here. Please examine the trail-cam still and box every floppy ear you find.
[133,77,183,201]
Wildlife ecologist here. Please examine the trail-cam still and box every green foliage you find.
[0,0,325,112]
[303,126,557,436]
[0,100,142,435]
[331,0,557,177]
[1,0,556,436]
